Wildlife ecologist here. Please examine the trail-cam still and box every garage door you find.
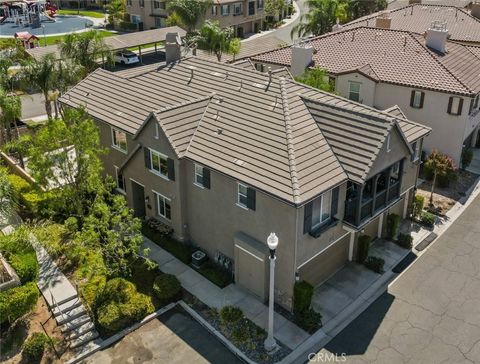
[299,235,350,287]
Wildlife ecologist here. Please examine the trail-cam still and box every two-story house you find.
[59,47,430,310]
[249,24,480,166]
[125,0,266,36]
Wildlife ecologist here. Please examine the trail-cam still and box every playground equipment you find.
[14,31,39,48]
[0,0,57,28]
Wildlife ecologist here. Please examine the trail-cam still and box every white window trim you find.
[386,134,391,153]
[148,148,169,180]
[237,183,249,209]
[153,190,171,220]
[412,141,421,162]
[114,166,126,195]
[111,127,128,154]
[154,123,159,139]
[311,190,332,229]
[194,164,205,189]
[348,81,361,102]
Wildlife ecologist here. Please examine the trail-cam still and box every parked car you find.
[114,50,140,65]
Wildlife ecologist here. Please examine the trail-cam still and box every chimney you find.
[290,42,314,76]
[472,2,480,19]
[425,21,449,53]
[375,11,392,29]
[332,18,343,32]
[165,32,181,64]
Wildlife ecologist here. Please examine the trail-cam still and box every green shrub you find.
[397,233,413,249]
[8,251,39,284]
[220,306,243,324]
[153,274,181,304]
[357,235,372,263]
[364,256,385,273]
[118,21,137,31]
[420,211,436,228]
[22,332,49,361]
[294,308,322,333]
[95,278,154,333]
[7,174,31,194]
[386,214,401,240]
[413,195,425,218]
[231,319,250,344]
[64,217,78,234]
[197,262,232,288]
[6,174,51,216]
[437,169,457,188]
[293,280,314,314]
[0,282,39,325]
[462,148,474,169]
[142,223,192,264]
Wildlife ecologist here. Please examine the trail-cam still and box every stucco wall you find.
[335,73,376,106]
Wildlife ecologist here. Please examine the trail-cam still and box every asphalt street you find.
[313,193,480,363]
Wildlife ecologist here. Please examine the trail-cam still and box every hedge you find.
[293,280,314,314]
[294,308,322,333]
[7,251,39,284]
[357,235,372,263]
[413,195,425,218]
[95,278,154,333]
[364,256,385,273]
[22,332,49,361]
[386,214,401,240]
[153,274,181,304]
[7,174,51,216]
[421,211,436,228]
[397,233,413,249]
[0,282,39,325]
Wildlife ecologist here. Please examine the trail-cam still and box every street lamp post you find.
[42,25,46,47]
[264,232,279,353]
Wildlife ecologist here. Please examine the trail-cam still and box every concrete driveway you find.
[314,193,480,363]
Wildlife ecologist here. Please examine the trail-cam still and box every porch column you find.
[377,212,384,238]
[348,232,355,261]
[385,166,392,202]
[355,185,364,226]
[402,190,409,219]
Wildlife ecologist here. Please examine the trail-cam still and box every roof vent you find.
[375,11,392,29]
[234,159,245,166]
[215,128,223,135]
[425,21,449,53]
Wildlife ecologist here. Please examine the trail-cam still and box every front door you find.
[131,180,146,218]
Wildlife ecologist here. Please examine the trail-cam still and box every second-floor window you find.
[410,90,425,109]
[221,5,230,15]
[144,148,175,181]
[153,0,165,9]
[447,96,463,116]
[111,127,127,152]
[348,81,361,102]
[212,5,218,15]
[237,183,256,210]
[139,0,144,7]
[248,1,255,15]
[257,0,264,9]
[234,3,242,15]
[126,0,132,6]
[304,187,339,235]
[195,164,211,188]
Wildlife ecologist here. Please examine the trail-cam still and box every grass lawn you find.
[57,9,106,18]
[41,29,115,46]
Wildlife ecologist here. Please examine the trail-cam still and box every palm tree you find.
[292,0,347,38]
[167,0,213,33]
[60,30,113,74]
[106,0,125,27]
[194,21,241,61]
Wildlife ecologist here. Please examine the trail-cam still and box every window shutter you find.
[410,90,415,107]
[246,187,256,211]
[144,147,151,169]
[203,168,211,189]
[303,202,313,234]
[167,158,175,181]
[457,98,464,116]
[447,97,453,114]
[331,187,339,217]
[419,92,425,108]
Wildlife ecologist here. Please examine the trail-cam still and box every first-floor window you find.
[311,190,332,228]
[221,4,230,15]
[154,17,165,28]
[154,192,171,220]
[348,81,361,102]
[115,166,126,192]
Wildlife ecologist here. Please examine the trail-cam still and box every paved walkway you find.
[142,237,309,350]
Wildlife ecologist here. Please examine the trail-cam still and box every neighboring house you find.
[249,26,480,165]
[125,0,266,37]
[387,0,473,11]
[59,45,430,310]
[344,3,480,45]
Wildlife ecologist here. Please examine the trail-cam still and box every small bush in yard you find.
[0,282,39,325]
[413,195,425,218]
[95,278,154,333]
[64,217,78,234]
[364,256,385,273]
[22,332,49,361]
[386,214,401,240]
[293,280,314,314]
[357,235,372,263]
[462,148,474,169]
[294,308,322,334]
[420,211,436,228]
[153,274,181,304]
[220,306,243,324]
[397,233,413,249]
[8,251,39,284]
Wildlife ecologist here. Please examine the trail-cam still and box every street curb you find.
[65,303,176,364]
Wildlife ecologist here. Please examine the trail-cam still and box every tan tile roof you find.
[250,27,480,95]
[345,4,480,43]
[387,0,472,10]
[60,57,429,204]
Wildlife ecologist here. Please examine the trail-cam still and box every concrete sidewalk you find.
[142,237,309,351]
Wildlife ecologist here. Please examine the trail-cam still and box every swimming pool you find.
[0,15,95,37]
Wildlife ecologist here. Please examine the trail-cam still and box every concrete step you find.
[61,315,91,333]
[70,330,99,349]
[52,297,81,318]
[56,305,87,325]
[67,322,96,341]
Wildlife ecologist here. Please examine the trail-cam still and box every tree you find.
[346,0,387,20]
[0,87,22,144]
[424,150,456,206]
[292,0,347,38]
[194,21,241,62]
[0,167,17,220]
[60,30,113,75]
[106,0,126,27]
[265,0,285,20]
[166,0,212,33]
[295,68,336,93]
[12,108,106,219]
